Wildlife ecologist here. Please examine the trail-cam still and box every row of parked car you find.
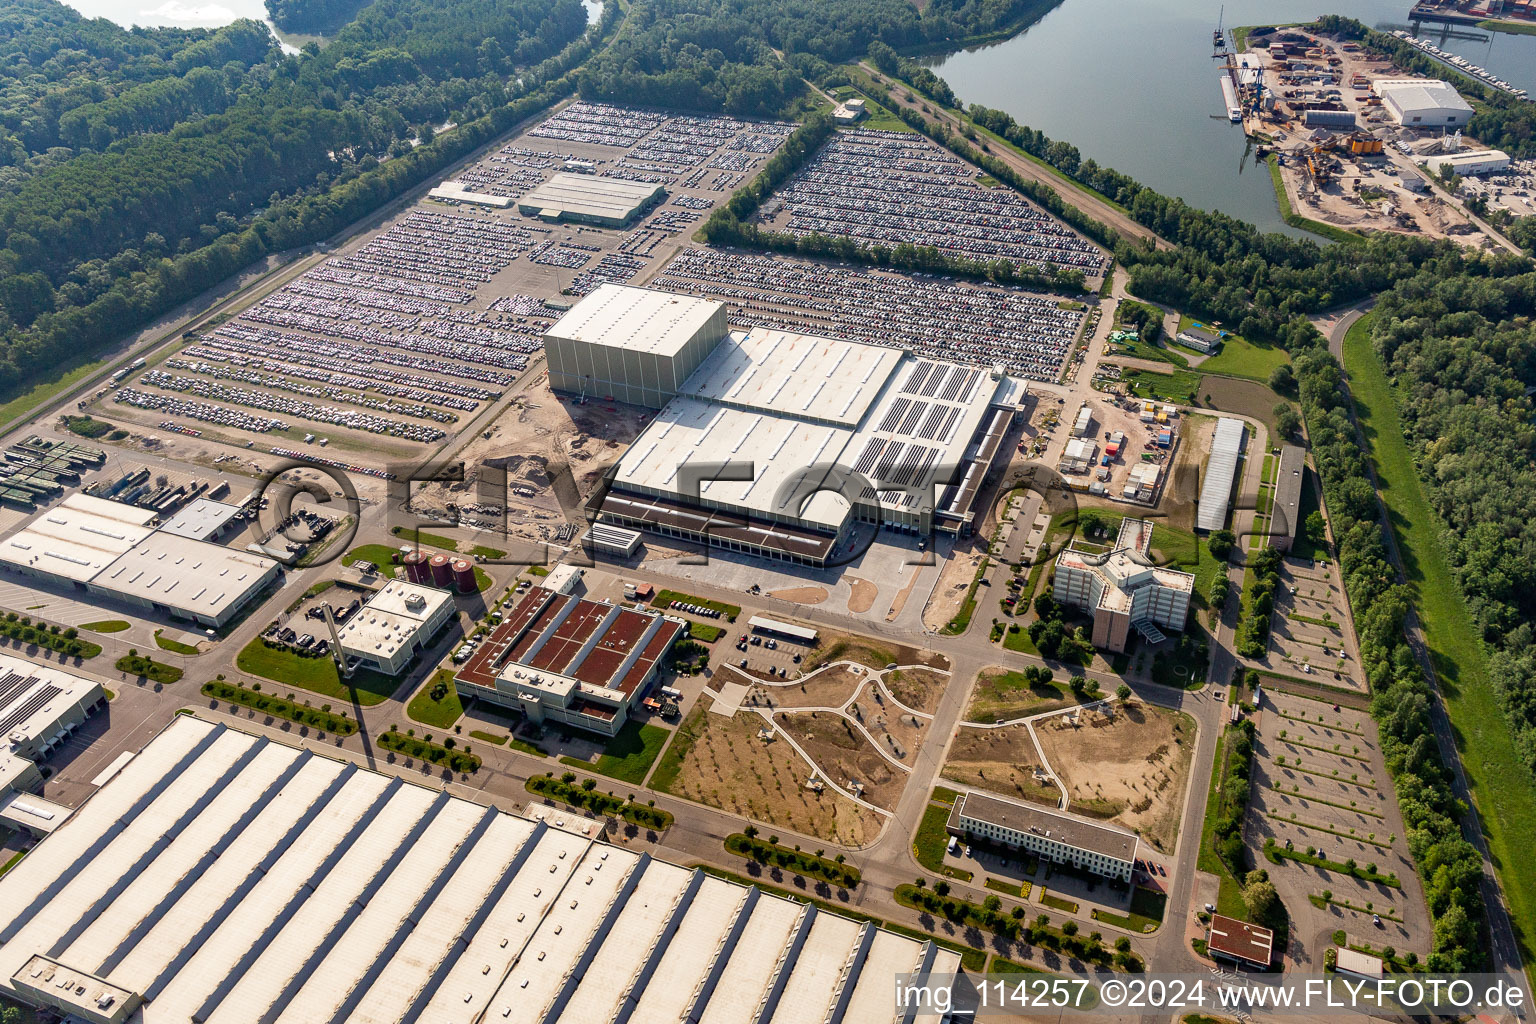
[669,600,722,619]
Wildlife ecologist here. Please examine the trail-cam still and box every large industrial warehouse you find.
[0,493,280,627]
[0,654,106,795]
[1373,78,1474,127]
[553,286,1027,564]
[0,716,958,1024]
[516,173,667,228]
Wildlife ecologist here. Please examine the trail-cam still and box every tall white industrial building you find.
[543,285,728,408]
[551,286,1028,564]
[1053,518,1194,651]
[1373,78,1474,127]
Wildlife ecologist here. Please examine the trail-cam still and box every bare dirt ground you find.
[881,667,949,715]
[923,536,987,632]
[845,576,877,613]
[849,680,925,765]
[731,664,866,710]
[801,628,950,673]
[773,710,907,812]
[658,696,885,846]
[941,723,1062,807]
[1033,700,1194,854]
[770,585,829,605]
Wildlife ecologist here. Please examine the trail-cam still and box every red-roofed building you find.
[456,589,683,736]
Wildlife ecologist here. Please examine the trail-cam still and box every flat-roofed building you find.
[517,173,666,227]
[1053,517,1194,651]
[581,522,642,558]
[1177,325,1223,353]
[335,578,456,675]
[544,284,728,408]
[946,790,1138,881]
[1270,444,1306,552]
[1377,78,1473,127]
[0,715,961,1023]
[157,498,245,541]
[427,180,512,208]
[0,653,106,795]
[455,588,683,736]
[1207,914,1275,969]
[589,290,1026,561]
[0,494,279,627]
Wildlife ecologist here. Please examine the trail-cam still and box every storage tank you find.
[429,553,453,587]
[402,549,430,584]
[451,558,476,594]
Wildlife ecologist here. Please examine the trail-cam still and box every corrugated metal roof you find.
[1197,417,1246,532]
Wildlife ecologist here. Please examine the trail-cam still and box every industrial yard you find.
[1232,27,1524,246]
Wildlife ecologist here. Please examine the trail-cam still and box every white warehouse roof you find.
[545,284,724,357]
[1197,417,1246,532]
[336,578,454,664]
[0,716,959,1023]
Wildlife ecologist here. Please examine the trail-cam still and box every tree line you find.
[1368,261,1536,771]
[0,0,618,393]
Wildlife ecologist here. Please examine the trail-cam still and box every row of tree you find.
[0,0,618,390]
[1367,260,1536,771]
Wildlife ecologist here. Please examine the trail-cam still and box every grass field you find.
[82,620,130,633]
[235,637,396,705]
[1343,314,1536,964]
[406,669,464,728]
[153,629,200,656]
[1195,727,1247,918]
[561,720,670,785]
[343,544,401,572]
[1198,335,1290,382]
[913,797,973,881]
[0,355,109,429]
[1121,367,1202,404]
[1092,886,1167,933]
[391,525,458,550]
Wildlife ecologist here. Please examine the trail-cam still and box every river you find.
[921,0,1536,236]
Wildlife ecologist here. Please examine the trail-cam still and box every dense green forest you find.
[0,0,607,391]
[0,2,274,171]
[575,0,1056,116]
[265,0,373,35]
[1369,265,1536,767]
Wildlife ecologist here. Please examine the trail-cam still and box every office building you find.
[455,588,683,736]
[335,579,456,676]
[946,790,1138,882]
[1053,517,1194,651]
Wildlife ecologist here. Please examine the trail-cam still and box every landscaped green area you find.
[471,545,506,559]
[1120,367,1201,404]
[913,797,973,881]
[343,544,401,572]
[379,728,480,773]
[0,355,109,431]
[202,679,357,734]
[1342,316,1536,953]
[942,556,989,635]
[560,720,670,785]
[391,525,459,550]
[724,832,860,887]
[1195,726,1249,919]
[689,621,726,643]
[651,590,740,621]
[1039,890,1078,913]
[1197,333,1290,381]
[81,620,130,633]
[525,773,673,830]
[235,637,396,705]
[0,617,100,658]
[1092,886,1167,933]
[116,652,182,684]
[406,669,464,728]
[153,629,200,656]
[985,877,1029,899]
[965,668,1077,724]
